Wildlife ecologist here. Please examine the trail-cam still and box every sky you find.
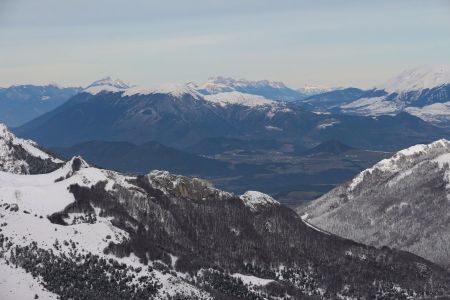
[0,0,449,89]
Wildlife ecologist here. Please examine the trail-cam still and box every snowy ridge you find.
[341,96,400,116]
[196,76,288,94]
[83,76,131,95]
[123,83,203,99]
[204,91,275,107]
[0,158,212,299]
[240,191,280,212]
[148,170,233,200]
[405,102,450,126]
[0,123,62,173]
[298,139,450,267]
[297,84,338,95]
[348,139,450,191]
[378,65,450,94]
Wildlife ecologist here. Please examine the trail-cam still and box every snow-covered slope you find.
[1,139,447,298]
[0,157,212,299]
[340,65,450,126]
[378,65,450,94]
[405,102,450,127]
[204,91,275,107]
[0,124,62,174]
[83,77,131,95]
[298,139,450,268]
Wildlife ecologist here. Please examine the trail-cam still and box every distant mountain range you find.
[14,77,448,151]
[0,84,80,127]
[298,139,450,269]
[191,76,308,101]
[1,127,449,299]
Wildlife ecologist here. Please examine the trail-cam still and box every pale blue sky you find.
[1,0,449,88]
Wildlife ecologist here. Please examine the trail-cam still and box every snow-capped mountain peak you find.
[83,76,131,95]
[377,65,450,94]
[297,84,338,95]
[196,76,288,94]
[122,83,203,99]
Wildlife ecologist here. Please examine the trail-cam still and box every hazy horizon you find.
[1,0,450,88]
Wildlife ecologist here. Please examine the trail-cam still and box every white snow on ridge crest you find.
[348,139,450,191]
[377,65,450,94]
[123,83,203,99]
[240,191,280,212]
[204,91,275,107]
[83,76,130,95]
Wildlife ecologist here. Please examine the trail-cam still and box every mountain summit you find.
[83,76,131,95]
[194,76,305,101]
[378,65,450,94]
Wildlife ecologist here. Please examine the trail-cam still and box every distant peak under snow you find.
[297,84,338,95]
[122,83,203,99]
[204,91,275,107]
[195,76,288,94]
[377,65,450,94]
[83,77,131,95]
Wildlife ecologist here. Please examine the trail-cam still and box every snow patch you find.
[231,273,274,286]
[204,91,275,107]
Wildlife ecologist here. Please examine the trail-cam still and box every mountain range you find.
[14,77,448,152]
[297,139,450,269]
[191,76,308,101]
[0,84,80,127]
[1,125,449,299]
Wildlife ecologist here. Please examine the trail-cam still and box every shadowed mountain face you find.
[15,89,450,151]
[52,140,263,177]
